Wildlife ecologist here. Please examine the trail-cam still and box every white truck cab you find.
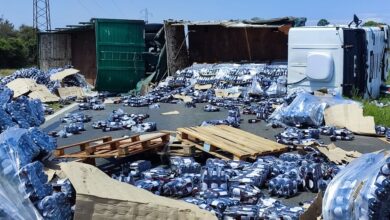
[288,25,389,98]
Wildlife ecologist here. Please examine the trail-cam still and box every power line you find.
[111,0,126,17]
[76,0,93,17]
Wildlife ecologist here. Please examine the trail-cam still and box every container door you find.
[342,29,366,97]
[95,19,145,92]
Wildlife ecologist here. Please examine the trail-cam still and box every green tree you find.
[18,25,37,65]
[363,20,385,27]
[0,17,16,38]
[317,19,330,26]
[0,38,28,68]
[0,17,38,68]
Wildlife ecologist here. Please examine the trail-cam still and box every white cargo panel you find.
[288,27,344,93]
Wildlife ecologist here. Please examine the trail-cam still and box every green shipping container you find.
[94,19,145,92]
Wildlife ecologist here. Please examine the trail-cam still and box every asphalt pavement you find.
[42,102,390,153]
[41,102,390,206]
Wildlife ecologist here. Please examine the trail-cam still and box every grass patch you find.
[0,69,16,77]
[47,102,62,112]
[362,95,390,127]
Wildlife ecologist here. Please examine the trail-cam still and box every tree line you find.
[0,17,37,69]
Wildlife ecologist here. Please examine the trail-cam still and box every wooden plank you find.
[182,140,232,160]
[181,127,250,155]
[191,126,259,155]
[179,127,250,157]
[177,126,286,160]
[85,137,131,154]
[181,128,250,156]
[56,136,112,151]
[202,126,278,154]
[56,133,170,161]
[217,125,285,151]
[194,126,269,154]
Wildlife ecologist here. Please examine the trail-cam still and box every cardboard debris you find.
[6,78,38,97]
[58,162,217,220]
[324,104,376,135]
[316,143,361,165]
[50,68,80,81]
[173,94,193,103]
[379,137,390,144]
[161,110,180,115]
[299,193,323,220]
[104,97,121,104]
[58,86,85,99]
[6,78,60,102]
[214,89,241,98]
[194,84,212,90]
[28,87,60,102]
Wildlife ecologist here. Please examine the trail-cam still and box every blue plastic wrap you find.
[135,179,164,194]
[201,166,228,190]
[199,187,230,199]
[37,192,73,220]
[19,161,53,201]
[170,156,201,175]
[323,151,390,220]
[257,198,304,220]
[129,160,152,177]
[223,205,259,220]
[230,184,262,204]
[269,92,356,127]
[0,143,42,219]
[162,176,195,197]
[112,173,134,185]
[141,166,173,180]
[6,96,45,128]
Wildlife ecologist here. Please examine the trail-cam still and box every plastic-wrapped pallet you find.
[19,161,53,202]
[223,205,259,220]
[162,176,195,197]
[257,198,304,220]
[141,166,174,180]
[201,166,229,190]
[129,160,152,177]
[170,156,201,175]
[269,92,356,127]
[135,179,164,195]
[230,184,262,204]
[323,151,390,220]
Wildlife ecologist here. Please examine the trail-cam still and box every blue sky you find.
[1,0,389,28]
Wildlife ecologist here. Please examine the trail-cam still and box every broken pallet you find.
[177,125,286,160]
[55,133,170,165]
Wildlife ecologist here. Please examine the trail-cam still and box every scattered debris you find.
[58,161,216,219]
[324,104,376,135]
[370,100,390,108]
[204,104,220,112]
[91,108,156,132]
[111,149,340,219]
[161,110,180,115]
[77,96,105,111]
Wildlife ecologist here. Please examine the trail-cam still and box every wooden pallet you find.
[55,133,170,165]
[177,125,286,160]
[168,142,203,157]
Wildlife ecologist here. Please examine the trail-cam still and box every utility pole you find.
[33,0,51,32]
[140,8,152,24]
